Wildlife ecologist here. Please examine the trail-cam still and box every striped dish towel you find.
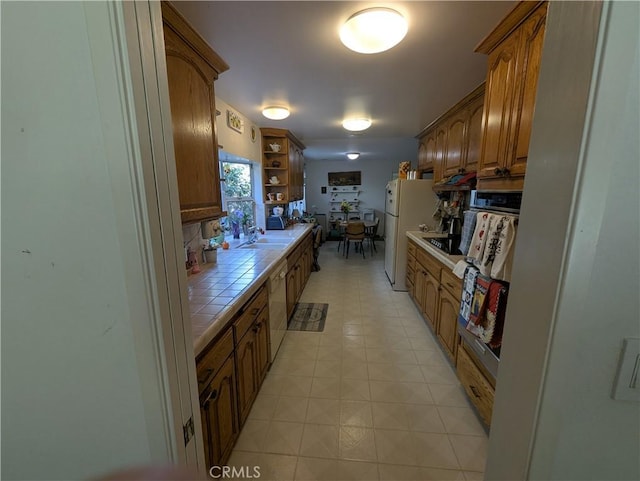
[458,210,478,256]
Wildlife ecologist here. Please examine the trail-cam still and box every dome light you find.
[346,152,360,160]
[262,106,290,120]
[340,8,408,54]
[342,118,372,132]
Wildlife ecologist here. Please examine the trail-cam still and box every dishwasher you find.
[268,259,288,362]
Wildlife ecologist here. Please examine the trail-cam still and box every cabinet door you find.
[163,26,224,224]
[235,330,258,426]
[437,288,459,361]
[457,344,495,425]
[433,127,447,182]
[510,4,547,177]
[201,355,238,467]
[286,268,297,320]
[423,272,440,332]
[255,308,271,384]
[417,140,428,171]
[443,112,467,177]
[464,94,485,174]
[478,28,522,180]
[414,267,426,313]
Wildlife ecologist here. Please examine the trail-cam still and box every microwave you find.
[469,190,522,214]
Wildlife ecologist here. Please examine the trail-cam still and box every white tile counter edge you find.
[406,231,465,270]
[191,224,314,356]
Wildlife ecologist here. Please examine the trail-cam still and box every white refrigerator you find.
[384,179,439,291]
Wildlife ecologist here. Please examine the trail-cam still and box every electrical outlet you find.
[612,338,640,402]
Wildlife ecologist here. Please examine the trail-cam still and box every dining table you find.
[336,220,379,256]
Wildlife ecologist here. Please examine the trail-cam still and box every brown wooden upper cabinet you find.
[162,2,229,224]
[475,1,548,191]
[416,84,485,183]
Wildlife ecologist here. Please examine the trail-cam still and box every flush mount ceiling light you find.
[342,118,372,132]
[262,106,290,120]
[346,152,360,160]
[340,7,408,54]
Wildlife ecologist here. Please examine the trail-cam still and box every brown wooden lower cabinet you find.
[197,232,313,467]
[255,307,271,384]
[423,271,440,331]
[200,354,238,467]
[235,324,260,426]
[437,287,459,361]
[456,342,496,425]
[286,232,313,320]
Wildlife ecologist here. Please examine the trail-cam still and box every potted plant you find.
[241,212,251,236]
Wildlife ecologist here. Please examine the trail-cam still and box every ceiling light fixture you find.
[342,118,372,132]
[262,106,290,120]
[346,152,360,160]
[340,7,408,54]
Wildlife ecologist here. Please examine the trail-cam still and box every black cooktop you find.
[428,237,451,254]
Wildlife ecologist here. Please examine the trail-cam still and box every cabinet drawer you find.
[441,268,463,301]
[407,240,417,258]
[457,343,495,425]
[234,285,268,342]
[196,327,234,394]
[416,248,442,280]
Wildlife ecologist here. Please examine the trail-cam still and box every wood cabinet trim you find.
[416,83,485,139]
[162,2,229,75]
[475,1,546,54]
[196,327,234,392]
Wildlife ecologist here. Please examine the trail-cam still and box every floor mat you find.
[288,303,328,332]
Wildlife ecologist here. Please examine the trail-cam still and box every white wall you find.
[2,3,178,479]
[305,158,399,236]
[216,96,262,163]
[486,2,640,479]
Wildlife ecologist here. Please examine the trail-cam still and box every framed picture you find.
[328,171,361,186]
[227,109,244,133]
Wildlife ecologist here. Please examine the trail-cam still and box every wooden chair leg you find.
[360,241,365,258]
[345,240,350,259]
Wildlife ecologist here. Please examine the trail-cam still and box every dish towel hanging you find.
[491,215,517,282]
[467,212,492,265]
[458,210,478,256]
[479,214,507,276]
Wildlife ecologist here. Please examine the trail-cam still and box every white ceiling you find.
[173,1,516,163]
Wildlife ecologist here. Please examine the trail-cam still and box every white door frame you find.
[108,0,205,469]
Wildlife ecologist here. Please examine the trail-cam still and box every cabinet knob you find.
[458,168,466,174]
[502,167,510,177]
[494,167,502,176]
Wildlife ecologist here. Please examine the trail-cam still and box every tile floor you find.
[228,241,488,480]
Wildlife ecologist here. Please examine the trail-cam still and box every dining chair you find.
[344,221,365,259]
[364,217,379,255]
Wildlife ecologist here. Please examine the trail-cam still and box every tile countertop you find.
[406,231,465,270]
[188,224,314,356]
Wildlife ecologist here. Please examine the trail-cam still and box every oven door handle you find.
[473,339,487,355]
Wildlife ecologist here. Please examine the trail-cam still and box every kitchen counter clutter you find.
[406,231,465,269]
[189,224,313,356]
